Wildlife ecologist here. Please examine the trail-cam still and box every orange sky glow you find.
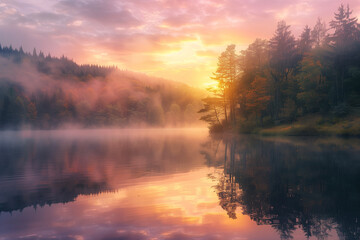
[0,0,360,87]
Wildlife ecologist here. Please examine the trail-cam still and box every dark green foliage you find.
[269,21,300,121]
[333,102,350,117]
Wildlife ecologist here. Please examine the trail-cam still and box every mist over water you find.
[0,129,359,240]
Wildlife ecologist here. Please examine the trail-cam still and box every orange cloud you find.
[1,0,360,87]
[196,50,218,57]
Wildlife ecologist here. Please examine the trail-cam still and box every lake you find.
[0,129,359,240]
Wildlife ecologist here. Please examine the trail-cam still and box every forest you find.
[199,4,360,136]
[0,45,204,129]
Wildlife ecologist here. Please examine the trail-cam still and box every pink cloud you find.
[0,0,359,86]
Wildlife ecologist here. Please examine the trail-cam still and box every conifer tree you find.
[269,21,297,120]
[311,18,327,47]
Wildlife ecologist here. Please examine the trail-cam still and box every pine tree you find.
[238,39,269,118]
[19,46,24,55]
[33,48,37,57]
[299,25,312,55]
[328,4,360,104]
[329,4,358,47]
[311,18,327,47]
[210,45,238,126]
[269,21,298,120]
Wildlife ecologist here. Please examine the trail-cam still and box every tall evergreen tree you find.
[238,39,269,118]
[299,25,312,55]
[211,45,238,126]
[269,21,298,120]
[311,18,327,47]
[328,4,360,104]
[329,4,358,46]
[32,48,37,57]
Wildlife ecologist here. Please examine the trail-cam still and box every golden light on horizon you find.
[204,80,219,90]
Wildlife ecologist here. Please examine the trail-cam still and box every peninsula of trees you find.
[199,4,360,136]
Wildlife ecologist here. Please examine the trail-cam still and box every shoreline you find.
[211,115,360,137]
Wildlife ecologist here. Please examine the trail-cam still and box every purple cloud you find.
[56,0,141,27]
[0,0,359,86]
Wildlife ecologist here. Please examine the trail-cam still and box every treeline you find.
[200,4,360,133]
[0,44,116,79]
[0,45,204,129]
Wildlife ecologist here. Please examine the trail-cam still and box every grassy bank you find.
[253,113,360,137]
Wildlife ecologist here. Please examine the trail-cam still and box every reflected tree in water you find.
[203,136,360,240]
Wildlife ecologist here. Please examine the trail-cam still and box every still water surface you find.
[0,129,359,240]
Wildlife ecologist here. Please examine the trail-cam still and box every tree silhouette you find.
[209,136,360,240]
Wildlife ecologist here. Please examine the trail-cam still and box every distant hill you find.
[0,45,205,129]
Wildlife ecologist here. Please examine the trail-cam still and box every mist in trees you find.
[0,45,205,129]
[199,4,360,133]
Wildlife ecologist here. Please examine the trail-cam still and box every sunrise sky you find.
[0,0,359,87]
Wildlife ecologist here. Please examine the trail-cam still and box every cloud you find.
[0,0,360,87]
[162,231,200,240]
[101,230,149,240]
[98,33,195,54]
[162,13,198,28]
[196,50,218,57]
[56,0,141,27]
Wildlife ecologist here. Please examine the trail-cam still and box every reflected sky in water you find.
[0,129,359,240]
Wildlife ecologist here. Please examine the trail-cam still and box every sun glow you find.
[203,80,219,90]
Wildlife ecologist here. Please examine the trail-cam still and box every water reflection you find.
[0,129,208,213]
[205,135,360,240]
[0,129,282,240]
[0,129,359,240]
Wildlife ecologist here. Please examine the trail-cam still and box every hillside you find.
[0,45,205,129]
